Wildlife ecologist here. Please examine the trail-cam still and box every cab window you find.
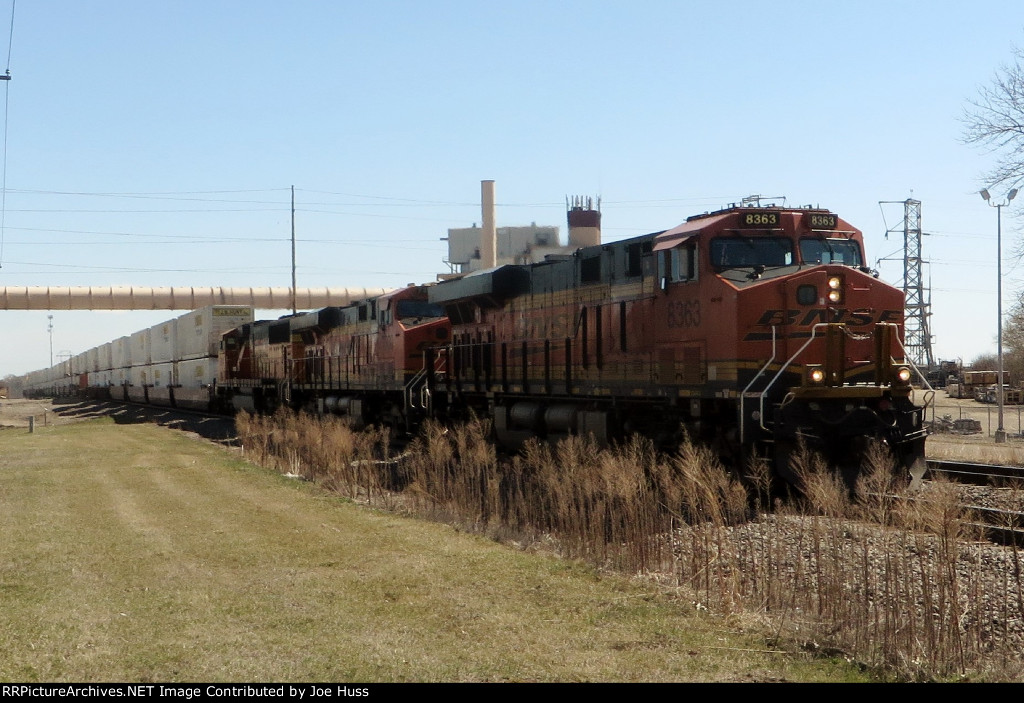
[710,237,793,268]
[657,243,698,285]
[799,238,863,266]
[396,300,445,319]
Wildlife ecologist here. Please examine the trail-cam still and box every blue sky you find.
[1,0,1023,375]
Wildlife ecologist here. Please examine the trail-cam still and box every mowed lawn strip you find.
[0,419,869,682]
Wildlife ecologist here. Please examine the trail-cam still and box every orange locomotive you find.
[426,204,929,482]
[217,285,450,427]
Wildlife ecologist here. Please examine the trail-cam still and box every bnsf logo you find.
[743,309,903,341]
[754,309,902,327]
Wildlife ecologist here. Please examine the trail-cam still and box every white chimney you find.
[481,180,497,268]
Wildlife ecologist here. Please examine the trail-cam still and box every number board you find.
[737,211,780,228]
[805,212,838,229]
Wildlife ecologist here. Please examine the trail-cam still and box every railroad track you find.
[961,503,1024,546]
[926,458,1024,484]
[920,460,1024,545]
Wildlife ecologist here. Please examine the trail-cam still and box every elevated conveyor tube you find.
[0,286,392,310]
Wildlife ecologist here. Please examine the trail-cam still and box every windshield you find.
[396,300,445,319]
[799,238,863,266]
[710,237,793,268]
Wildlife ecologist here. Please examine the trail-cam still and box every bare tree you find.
[963,47,1024,190]
[970,352,998,371]
[999,292,1024,383]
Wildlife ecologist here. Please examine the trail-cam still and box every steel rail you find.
[926,459,1024,484]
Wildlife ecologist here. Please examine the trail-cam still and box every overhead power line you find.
[0,0,15,269]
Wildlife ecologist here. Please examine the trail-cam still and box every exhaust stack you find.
[481,180,497,268]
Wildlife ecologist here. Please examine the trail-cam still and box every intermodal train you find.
[18,203,930,483]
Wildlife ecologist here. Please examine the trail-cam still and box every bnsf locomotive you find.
[213,203,928,483]
[216,284,449,425]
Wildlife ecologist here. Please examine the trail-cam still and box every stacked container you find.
[130,328,152,368]
[112,336,132,371]
[174,306,253,389]
[98,342,113,373]
[150,320,175,365]
[17,304,256,405]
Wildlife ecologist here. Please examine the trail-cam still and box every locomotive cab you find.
[645,204,928,484]
[711,208,928,485]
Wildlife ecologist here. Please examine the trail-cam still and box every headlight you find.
[895,366,912,384]
[827,276,843,303]
[808,367,825,385]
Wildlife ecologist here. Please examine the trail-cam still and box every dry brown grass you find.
[926,433,1024,465]
[237,411,1024,681]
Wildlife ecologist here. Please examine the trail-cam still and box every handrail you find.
[757,323,832,433]
[753,322,933,435]
[890,328,936,413]
[739,326,777,443]
[405,366,428,410]
[404,350,448,412]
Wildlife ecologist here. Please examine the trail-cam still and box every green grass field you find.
[0,418,872,682]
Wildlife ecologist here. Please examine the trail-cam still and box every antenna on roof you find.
[740,195,787,208]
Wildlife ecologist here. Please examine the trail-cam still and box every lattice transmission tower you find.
[879,198,935,369]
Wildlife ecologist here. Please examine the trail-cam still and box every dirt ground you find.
[926,391,1024,434]
[0,398,238,445]
[923,390,1024,464]
[0,398,75,430]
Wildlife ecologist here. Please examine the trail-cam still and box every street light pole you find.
[47,314,53,368]
[980,187,1018,443]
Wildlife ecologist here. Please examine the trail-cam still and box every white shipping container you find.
[130,329,152,366]
[128,365,149,387]
[150,320,176,364]
[149,362,177,388]
[112,336,132,370]
[175,305,254,361]
[87,347,100,373]
[72,352,89,376]
[177,356,218,389]
[97,342,113,371]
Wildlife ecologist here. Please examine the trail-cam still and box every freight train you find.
[17,202,930,484]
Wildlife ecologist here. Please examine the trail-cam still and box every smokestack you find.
[567,195,601,248]
[481,180,497,268]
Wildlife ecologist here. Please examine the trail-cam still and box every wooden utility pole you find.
[291,185,297,315]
